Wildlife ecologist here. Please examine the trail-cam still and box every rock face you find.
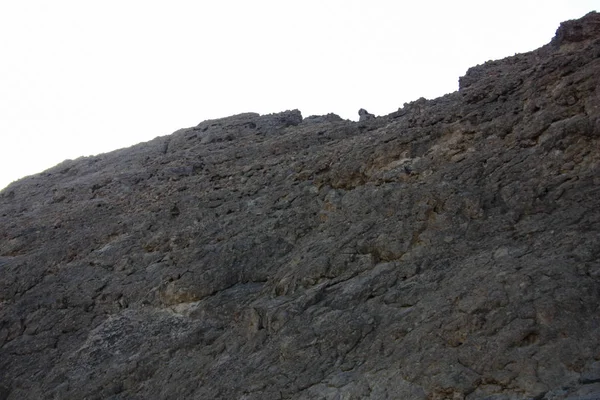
[1,12,600,400]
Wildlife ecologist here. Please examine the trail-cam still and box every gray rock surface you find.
[1,11,600,400]
[358,108,375,121]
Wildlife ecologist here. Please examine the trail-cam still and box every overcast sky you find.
[1,1,598,190]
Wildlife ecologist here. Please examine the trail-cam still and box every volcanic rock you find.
[1,11,600,400]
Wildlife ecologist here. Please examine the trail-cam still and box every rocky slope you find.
[1,12,600,400]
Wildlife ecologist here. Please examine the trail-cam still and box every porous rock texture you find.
[1,12,600,400]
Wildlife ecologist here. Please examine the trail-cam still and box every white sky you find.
[1,1,598,190]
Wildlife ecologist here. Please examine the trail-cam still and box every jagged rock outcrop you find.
[1,12,600,400]
[358,108,376,121]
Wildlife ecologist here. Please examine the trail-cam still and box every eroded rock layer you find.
[1,12,600,400]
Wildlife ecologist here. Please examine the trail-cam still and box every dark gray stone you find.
[1,11,600,400]
[358,108,375,121]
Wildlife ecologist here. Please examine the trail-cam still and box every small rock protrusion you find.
[358,108,375,121]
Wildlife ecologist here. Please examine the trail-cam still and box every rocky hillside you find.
[1,12,600,400]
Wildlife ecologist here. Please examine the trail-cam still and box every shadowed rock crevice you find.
[1,11,600,400]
